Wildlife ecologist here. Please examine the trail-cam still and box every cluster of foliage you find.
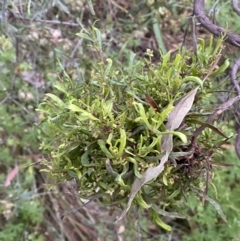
[37,25,231,230]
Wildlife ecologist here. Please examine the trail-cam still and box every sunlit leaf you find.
[152,209,172,231]
[76,33,94,42]
[45,93,66,108]
[182,76,203,89]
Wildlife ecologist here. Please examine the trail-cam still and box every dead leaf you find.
[115,151,170,223]
[166,88,198,131]
[4,166,18,187]
[162,88,198,151]
[145,95,161,112]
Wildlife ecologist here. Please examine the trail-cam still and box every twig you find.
[192,15,198,53]
[0,93,10,105]
[27,18,80,27]
[192,95,240,142]
[4,11,81,27]
[194,0,240,47]
[236,126,240,158]
[9,97,33,115]
[2,0,7,25]
[181,16,191,48]
[202,53,222,83]
[208,0,220,17]
[232,0,240,15]
[231,57,240,96]
[70,38,83,59]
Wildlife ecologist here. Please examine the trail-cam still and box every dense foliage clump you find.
[37,29,230,229]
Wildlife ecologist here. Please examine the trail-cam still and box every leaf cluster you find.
[37,28,230,229]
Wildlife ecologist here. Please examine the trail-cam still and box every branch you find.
[192,95,240,143]
[193,0,240,48]
[29,18,80,27]
[231,57,240,96]
[236,126,240,158]
[3,10,80,28]
[232,0,240,16]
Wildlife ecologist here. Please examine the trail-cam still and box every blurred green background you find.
[0,1,240,240]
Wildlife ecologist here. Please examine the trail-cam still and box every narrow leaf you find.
[98,140,114,158]
[104,58,112,77]
[145,95,161,112]
[188,118,228,138]
[152,209,172,231]
[152,204,186,219]
[182,76,203,89]
[118,128,126,156]
[191,187,227,223]
[76,33,94,42]
[68,104,99,120]
[46,93,66,107]
[129,52,136,69]
[166,88,198,131]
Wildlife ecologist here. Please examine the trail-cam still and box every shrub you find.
[37,26,230,230]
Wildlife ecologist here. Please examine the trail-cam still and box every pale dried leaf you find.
[166,88,198,130]
[4,166,18,187]
[115,150,170,223]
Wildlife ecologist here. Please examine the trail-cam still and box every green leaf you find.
[133,102,151,128]
[68,104,85,112]
[161,131,187,143]
[54,82,69,96]
[152,17,167,54]
[76,33,94,42]
[152,204,186,219]
[68,104,99,121]
[210,58,230,76]
[129,52,136,70]
[139,135,161,156]
[86,0,95,15]
[188,118,228,138]
[182,76,203,89]
[152,209,172,231]
[45,93,66,108]
[98,140,114,158]
[162,175,168,186]
[104,58,112,77]
[125,157,142,178]
[191,187,227,223]
[161,51,171,68]
[118,129,127,156]
[81,143,98,166]
[105,158,118,177]
[93,27,102,50]
[135,194,151,209]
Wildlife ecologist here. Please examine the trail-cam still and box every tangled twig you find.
[193,0,240,47]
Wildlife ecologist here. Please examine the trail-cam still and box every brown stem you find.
[193,0,240,47]
[231,57,240,96]
[232,0,240,16]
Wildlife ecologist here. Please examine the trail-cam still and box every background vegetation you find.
[0,0,240,240]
